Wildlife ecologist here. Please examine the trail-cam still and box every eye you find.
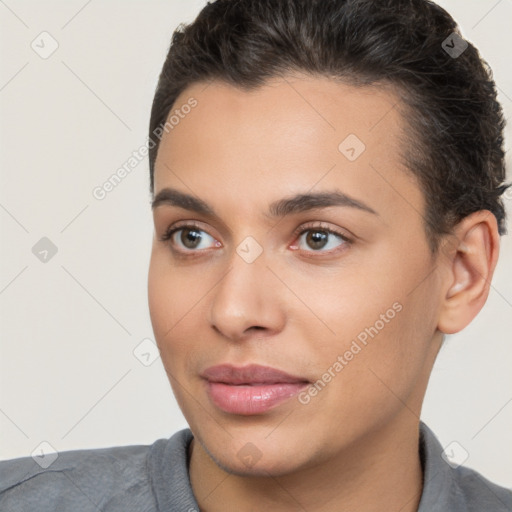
[159,222,220,252]
[159,221,351,257]
[291,223,351,254]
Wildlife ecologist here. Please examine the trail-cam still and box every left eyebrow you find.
[266,190,378,218]
[151,187,378,218]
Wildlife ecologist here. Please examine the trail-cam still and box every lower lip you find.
[206,381,309,415]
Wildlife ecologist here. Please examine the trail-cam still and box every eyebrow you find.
[151,187,378,218]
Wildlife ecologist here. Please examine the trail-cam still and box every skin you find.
[148,74,500,512]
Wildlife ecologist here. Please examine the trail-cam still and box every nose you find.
[208,248,286,343]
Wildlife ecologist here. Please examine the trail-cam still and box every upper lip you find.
[201,364,310,385]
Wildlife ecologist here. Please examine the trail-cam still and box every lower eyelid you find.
[163,224,351,254]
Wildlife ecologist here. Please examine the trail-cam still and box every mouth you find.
[201,364,310,415]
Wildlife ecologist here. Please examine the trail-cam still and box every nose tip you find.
[212,321,268,343]
[208,256,286,343]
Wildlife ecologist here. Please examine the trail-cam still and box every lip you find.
[201,364,309,385]
[201,364,310,415]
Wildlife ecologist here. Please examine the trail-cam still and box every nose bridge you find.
[209,240,284,340]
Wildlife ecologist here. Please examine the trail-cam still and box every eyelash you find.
[158,221,352,256]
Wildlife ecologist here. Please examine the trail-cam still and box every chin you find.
[198,429,318,478]
[213,450,304,478]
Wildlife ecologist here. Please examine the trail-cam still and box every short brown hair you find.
[148,0,510,253]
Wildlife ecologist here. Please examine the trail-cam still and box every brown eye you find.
[305,230,329,250]
[159,223,219,253]
[179,227,203,249]
[293,224,351,254]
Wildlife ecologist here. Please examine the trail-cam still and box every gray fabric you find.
[1,421,510,511]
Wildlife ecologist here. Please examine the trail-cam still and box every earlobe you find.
[437,211,500,334]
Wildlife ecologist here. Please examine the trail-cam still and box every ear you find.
[437,210,500,335]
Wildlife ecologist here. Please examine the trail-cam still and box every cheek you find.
[147,252,191,367]
[301,302,429,445]
[147,252,211,378]
[147,250,198,339]
[301,251,437,405]
[147,254,172,340]
[147,260,193,404]
[290,262,400,349]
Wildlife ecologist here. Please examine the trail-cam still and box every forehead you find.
[153,75,423,223]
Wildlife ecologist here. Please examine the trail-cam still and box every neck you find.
[188,414,424,512]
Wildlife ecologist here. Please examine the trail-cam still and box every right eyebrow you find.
[151,187,215,215]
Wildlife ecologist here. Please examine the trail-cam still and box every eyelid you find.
[159,220,352,255]
[289,222,352,256]
[291,221,352,242]
[159,220,218,245]
[160,220,204,236]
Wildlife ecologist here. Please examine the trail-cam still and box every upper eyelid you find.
[163,222,351,251]
[295,221,351,239]
[162,221,214,241]
[166,221,348,238]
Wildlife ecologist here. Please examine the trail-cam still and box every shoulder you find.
[0,441,159,512]
[451,464,512,511]
[418,421,512,512]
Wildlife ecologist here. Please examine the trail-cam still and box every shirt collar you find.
[417,420,459,511]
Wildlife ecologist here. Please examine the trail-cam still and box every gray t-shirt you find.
[1,421,511,511]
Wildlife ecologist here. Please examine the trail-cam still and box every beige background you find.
[1,0,511,487]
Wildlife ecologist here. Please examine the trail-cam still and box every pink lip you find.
[201,364,310,415]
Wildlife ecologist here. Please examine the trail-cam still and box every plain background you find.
[1,0,511,488]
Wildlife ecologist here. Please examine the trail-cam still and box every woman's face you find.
[148,76,445,476]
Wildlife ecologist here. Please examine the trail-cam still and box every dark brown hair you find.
[148,0,510,253]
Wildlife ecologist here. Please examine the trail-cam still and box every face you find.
[148,75,445,476]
